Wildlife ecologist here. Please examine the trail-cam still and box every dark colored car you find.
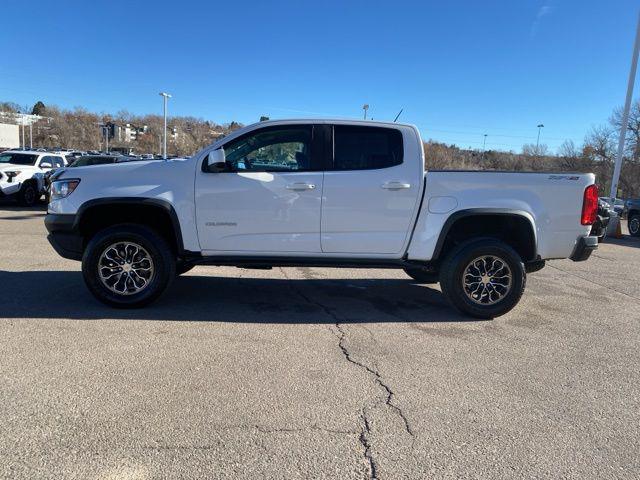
[590,199,611,240]
[626,199,640,236]
[44,155,160,198]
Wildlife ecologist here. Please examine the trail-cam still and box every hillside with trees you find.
[0,101,243,157]
[422,100,640,198]
[2,99,640,198]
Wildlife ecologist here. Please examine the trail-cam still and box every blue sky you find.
[1,0,638,152]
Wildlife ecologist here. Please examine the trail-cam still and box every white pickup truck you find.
[45,120,598,318]
[0,150,68,206]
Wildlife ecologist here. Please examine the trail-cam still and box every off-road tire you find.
[403,267,439,284]
[82,224,176,308]
[439,238,526,319]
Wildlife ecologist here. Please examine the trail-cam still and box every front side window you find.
[223,126,312,172]
[333,125,403,170]
[39,156,54,167]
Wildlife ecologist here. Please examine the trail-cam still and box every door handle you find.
[286,182,316,191]
[382,181,411,190]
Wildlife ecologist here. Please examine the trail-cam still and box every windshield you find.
[0,153,38,165]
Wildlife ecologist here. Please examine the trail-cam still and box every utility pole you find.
[610,11,640,199]
[101,125,109,153]
[159,92,172,159]
[536,124,544,150]
[362,104,369,120]
[20,116,25,149]
[29,122,33,149]
[481,134,488,160]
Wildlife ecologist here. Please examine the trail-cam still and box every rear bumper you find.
[570,235,598,262]
[45,213,83,261]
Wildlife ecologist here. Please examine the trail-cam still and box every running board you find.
[183,254,437,271]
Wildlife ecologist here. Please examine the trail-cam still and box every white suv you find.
[0,150,67,206]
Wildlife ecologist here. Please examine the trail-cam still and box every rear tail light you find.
[581,184,598,225]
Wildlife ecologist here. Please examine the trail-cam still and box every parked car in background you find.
[625,199,640,236]
[43,155,162,197]
[0,150,67,206]
[591,199,612,240]
[45,119,599,318]
[600,196,625,216]
[63,151,86,160]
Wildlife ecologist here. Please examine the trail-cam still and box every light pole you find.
[610,11,640,199]
[159,92,172,159]
[20,115,25,149]
[102,125,110,153]
[362,104,369,120]
[481,134,488,160]
[536,124,544,150]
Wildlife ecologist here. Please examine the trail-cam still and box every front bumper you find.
[569,235,598,262]
[45,213,83,261]
[0,181,22,197]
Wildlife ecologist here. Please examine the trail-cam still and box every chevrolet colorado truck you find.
[44,120,598,318]
[0,150,68,206]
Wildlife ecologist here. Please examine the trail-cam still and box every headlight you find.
[50,179,80,200]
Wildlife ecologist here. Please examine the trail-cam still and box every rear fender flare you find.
[431,208,537,261]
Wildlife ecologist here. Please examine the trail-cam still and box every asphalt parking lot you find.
[1,204,639,479]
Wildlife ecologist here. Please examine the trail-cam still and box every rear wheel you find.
[439,239,526,319]
[82,224,175,308]
[628,214,640,237]
[18,182,38,207]
[403,267,439,284]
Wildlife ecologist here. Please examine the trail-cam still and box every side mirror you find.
[40,162,52,169]
[206,149,227,172]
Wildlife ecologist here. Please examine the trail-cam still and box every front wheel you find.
[82,224,176,308]
[439,239,526,319]
[18,182,38,206]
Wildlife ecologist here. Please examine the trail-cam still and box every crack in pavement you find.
[279,267,415,479]
[144,425,360,454]
[145,424,359,452]
[359,411,378,479]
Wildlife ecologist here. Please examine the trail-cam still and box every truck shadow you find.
[0,270,472,323]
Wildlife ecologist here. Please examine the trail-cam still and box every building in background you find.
[0,123,19,149]
[105,122,148,143]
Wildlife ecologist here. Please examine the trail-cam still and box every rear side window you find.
[333,126,403,170]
